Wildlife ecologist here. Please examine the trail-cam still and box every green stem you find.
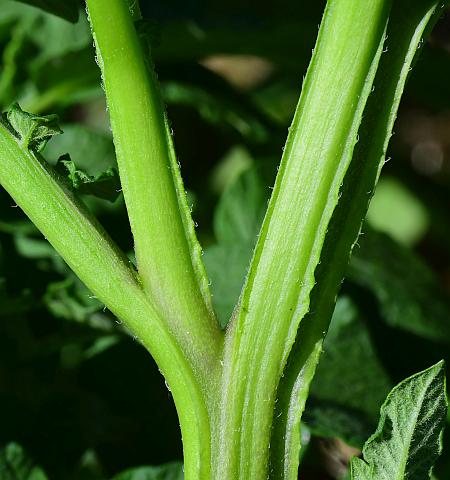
[213,0,390,477]
[0,124,212,478]
[2,1,444,479]
[271,0,450,477]
[85,0,223,381]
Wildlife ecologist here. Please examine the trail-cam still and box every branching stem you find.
[0,0,447,479]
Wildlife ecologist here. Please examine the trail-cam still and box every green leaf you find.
[55,154,121,202]
[305,296,392,447]
[0,443,48,480]
[209,145,254,194]
[9,231,104,323]
[0,12,35,107]
[13,0,82,23]
[213,166,266,246]
[311,296,391,416]
[3,102,61,151]
[303,403,374,450]
[25,48,100,113]
[161,81,269,144]
[366,177,429,247]
[348,227,450,343]
[43,124,116,174]
[203,166,267,325]
[203,243,252,328]
[351,361,447,480]
[26,6,90,63]
[111,462,183,480]
[44,277,103,323]
[0,4,93,109]
[70,449,106,480]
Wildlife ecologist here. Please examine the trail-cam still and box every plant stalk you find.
[212,0,391,477]
[0,125,213,478]
[270,1,450,478]
[85,0,223,383]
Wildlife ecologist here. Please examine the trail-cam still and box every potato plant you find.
[0,0,449,479]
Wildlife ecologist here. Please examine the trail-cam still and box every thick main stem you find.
[270,1,449,477]
[212,0,391,478]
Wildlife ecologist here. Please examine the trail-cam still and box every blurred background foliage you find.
[0,0,450,478]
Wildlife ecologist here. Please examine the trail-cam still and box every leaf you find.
[43,124,116,174]
[0,3,93,109]
[304,296,392,447]
[212,165,267,246]
[351,361,447,480]
[10,232,105,323]
[26,48,101,113]
[111,462,183,480]
[203,165,267,325]
[203,243,253,328]
[0,215,111,326]
[70,449,106,480]
[3,102,61,152]
[0,443,48,480]
[13,0,82,23]
[303,403,374,450]
[160,80,269,144]
[55,154,121,202]
[26,6,91,63]
[311,296,391,416]
[348,227,450,343]
[366,177,429,247]
[44,277,103,323]
[0,12,36,107]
